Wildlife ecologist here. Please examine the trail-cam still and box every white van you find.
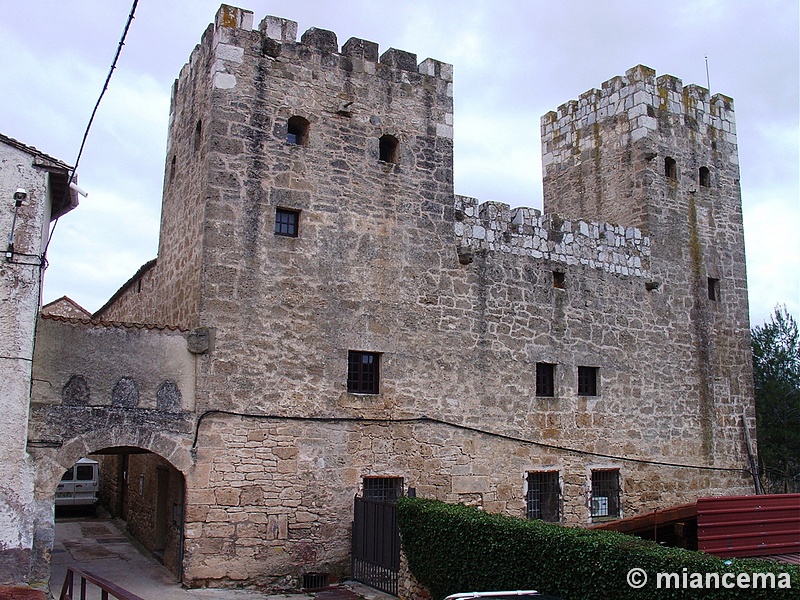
[56,458,99,511]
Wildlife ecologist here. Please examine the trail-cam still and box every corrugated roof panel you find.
[697,494,800,558]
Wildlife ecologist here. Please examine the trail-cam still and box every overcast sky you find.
[0,1,797,326]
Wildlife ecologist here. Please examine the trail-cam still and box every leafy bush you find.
[398,498,799,600]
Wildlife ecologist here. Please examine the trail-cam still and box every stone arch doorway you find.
[32,428,192,588]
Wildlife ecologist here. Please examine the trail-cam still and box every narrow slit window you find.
[287,116,310,145]
[536,363,555,397]
[274,208,300,237]
[577,366,598,396]
[193,120,202,152]
[348,351,380,394]
[553,271,565,289]
[379,134,399,164]
[526,471,561,522]
[707,277,720,301]
[699,166,710,187]
[591,469,621,520]
[665,157,677,180]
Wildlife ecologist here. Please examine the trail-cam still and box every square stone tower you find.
[541,65,752,460]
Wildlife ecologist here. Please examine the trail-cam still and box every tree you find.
[751,305,800,493]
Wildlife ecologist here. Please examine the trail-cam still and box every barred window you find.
[536,363,555,397]
[577,366,598,396]
[363,477,403,502]
[526,471,560,522]
[275,208,300,237]
[591,469,621,520]
[348,351,380,394]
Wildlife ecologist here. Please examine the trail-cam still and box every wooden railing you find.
[58,566,146,600]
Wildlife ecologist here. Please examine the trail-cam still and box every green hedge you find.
[397,498,799,600]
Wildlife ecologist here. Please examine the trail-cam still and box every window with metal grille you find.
[536,362,555,397]
[363,477,403,502]
[274,208,299,237]
[348,351,380,394]
[577,366,598,396]
[526,471,560,522]
[591,469,621,519]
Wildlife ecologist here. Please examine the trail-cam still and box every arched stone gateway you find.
[27,426,194,587]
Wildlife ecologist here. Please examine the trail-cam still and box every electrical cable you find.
[42,0,139,263]
[191,409,750,475]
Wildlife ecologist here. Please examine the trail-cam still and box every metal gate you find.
[352,496,400,596]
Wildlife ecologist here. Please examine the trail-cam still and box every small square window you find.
[526,471,560,522]
[577,366,598,396]
[536,363,555,397]
[591,469,621,520]
[275,208,300,237]
[553,271,565,289]
[348,351,380,394]
[707,277,720,301]
[363,476,403,502]
[287,116,310,145]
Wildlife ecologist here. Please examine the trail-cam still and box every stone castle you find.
[7,3,756,592]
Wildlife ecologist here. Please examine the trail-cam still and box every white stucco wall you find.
[0,139,61,584]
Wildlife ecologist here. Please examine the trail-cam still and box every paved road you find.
[50,513,385,600]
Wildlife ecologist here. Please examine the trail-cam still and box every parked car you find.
[56,458,99,512]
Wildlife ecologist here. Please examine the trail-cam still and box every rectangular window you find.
[536,362,555,397]
[591,469,621,520]
[348,351,380,394]
[274,208,300,237]
[552,271,565,289]
[526,471,560,522]
[707,277,720,301]
[363,477,403,502]
[577,366,598,396]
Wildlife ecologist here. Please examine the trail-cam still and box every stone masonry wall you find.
[184,416,750,587]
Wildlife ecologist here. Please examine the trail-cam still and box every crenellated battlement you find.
[454,196,650,277]
[541,64,734,143]
[211,4,453,82]
[540,64,741,233]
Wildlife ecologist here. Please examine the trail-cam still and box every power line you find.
[43,0,140,262]
[191,409,748,475]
